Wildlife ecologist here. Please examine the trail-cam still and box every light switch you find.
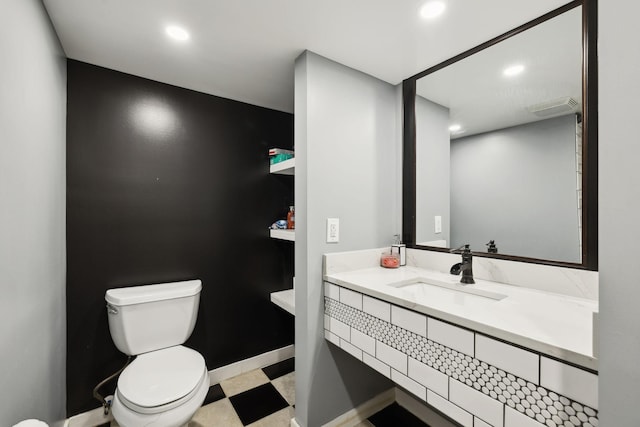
[327,218,339,243]
[435,216,442,234]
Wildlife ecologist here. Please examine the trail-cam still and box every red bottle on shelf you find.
[286,206,295,229]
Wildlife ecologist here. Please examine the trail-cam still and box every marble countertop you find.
[324,265,598,370]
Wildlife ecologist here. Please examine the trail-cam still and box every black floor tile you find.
[229,382,289,425]
[262,357,295,380]
[202,383,226,405]
[96,423,110,427]
[368,402,430,427]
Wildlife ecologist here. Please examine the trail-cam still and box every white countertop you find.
[324,265,598,370]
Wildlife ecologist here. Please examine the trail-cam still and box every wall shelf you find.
[270,288,295,315]
[270,158,295,175]
[270,229,295,241]
[269,155,294,315]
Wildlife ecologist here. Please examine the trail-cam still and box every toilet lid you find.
[118,346,206,409]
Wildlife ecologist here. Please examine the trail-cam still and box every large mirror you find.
[402,0,597,269]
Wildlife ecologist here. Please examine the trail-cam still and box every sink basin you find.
[389,277,507,301]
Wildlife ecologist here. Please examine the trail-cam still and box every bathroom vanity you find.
[323,248,598,427]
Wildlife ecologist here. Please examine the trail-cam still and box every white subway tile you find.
[450,379,504,427]
[408,357,448,398]
[325,315,350,341]
[475,335,539,384]
[392,306,427,336]
[351,328,375,355]
[504,406,544,427]
[363,353,391,378]
[324,282,340,300]
[428,318,475,356]
[340,339,363,361]
[474,417,492,427]
[340,287,363,310]
[426,390,473,427]
[363,295,391,322]
[324,330,340,346]
[392,369,427,401]
[540,357,598,409]
[376,341,408,374]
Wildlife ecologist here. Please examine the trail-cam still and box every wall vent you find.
[527,97,579,117]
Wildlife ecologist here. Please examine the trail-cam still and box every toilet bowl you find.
[12,420,48,427]
[111,346,209,427]
[105,280,207,427]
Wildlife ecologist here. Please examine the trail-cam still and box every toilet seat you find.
[117,345,207,415]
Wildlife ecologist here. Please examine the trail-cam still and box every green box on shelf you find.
[269,153,294,165]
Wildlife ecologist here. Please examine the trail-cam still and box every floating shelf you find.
[269,155,295,316]
[270,157,295,175]
[270,229,295,241]
[270,289,295,315]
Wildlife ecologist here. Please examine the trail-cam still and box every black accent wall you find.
[66,60,294,416]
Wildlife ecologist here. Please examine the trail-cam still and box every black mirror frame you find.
[402,0,598,270]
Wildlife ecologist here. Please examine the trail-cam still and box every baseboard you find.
[207,344,294,385]
[322,388,395,427]
[64,344,295,427]
[290,417,301,427]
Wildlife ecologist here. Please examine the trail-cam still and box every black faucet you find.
[449,244,475,284]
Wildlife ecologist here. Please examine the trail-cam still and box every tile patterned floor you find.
[365,403,430,427]
[107,357,428,426]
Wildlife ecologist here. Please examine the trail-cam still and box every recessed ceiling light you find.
[503,64,525,77]
[420,1,446,19]
[165,25,190,41]
[449,124,461,132]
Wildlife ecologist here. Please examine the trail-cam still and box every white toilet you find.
[105,279,209,427]
[12,420,48,427]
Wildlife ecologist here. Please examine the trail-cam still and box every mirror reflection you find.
[415,5,583,263]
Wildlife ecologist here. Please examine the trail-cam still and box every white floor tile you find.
[189,398,243,427]
[271,372,296,406]
[246,406,295,427]
[220,369,270,397]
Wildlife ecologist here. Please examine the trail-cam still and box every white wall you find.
[294,51,399,427]
[598,0,640,425]
[415,96,450,245]
[0,1,67,425]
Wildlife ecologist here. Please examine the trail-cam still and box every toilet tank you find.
[105,280,202,355]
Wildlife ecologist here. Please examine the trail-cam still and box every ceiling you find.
[43,0,570,113]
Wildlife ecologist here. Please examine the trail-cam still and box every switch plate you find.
[435,216,442,234]
[327,218,339,243]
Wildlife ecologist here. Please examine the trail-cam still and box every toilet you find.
[12,420,48,427]
[105,279,208,427]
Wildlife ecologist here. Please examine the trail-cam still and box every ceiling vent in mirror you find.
[527,96,579,117]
